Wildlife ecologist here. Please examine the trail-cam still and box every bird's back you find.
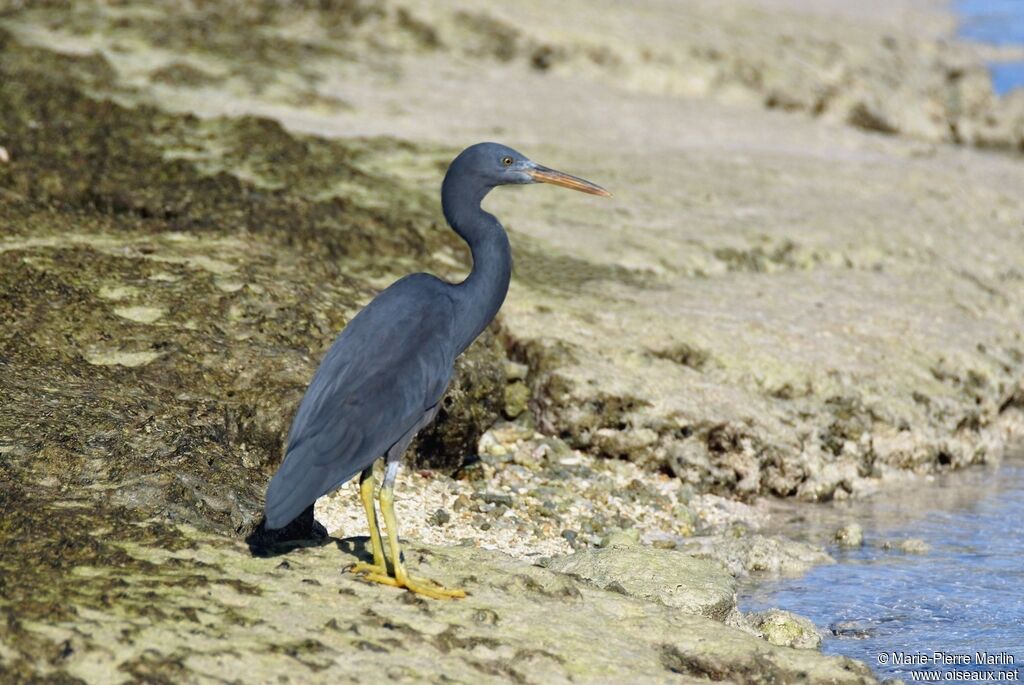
[263,273,457,529]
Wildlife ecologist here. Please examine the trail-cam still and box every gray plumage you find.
[264,274,455,528]
[262,142,609,531]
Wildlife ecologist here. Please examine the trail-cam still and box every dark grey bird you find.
[261,142,609,598]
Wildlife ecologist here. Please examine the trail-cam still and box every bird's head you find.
[449,142,611,197]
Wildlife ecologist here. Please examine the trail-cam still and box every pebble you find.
[829,620,874,639]
[504,360,528,381]
[833,523,864,548]
[673,504,697,536]
[318,421,723,563]
[751,609,822,649]
[504,381,531,419]
[600,528,640,548]
[429,508,451,526]
[474,492,514,507]
[880,538,930,554]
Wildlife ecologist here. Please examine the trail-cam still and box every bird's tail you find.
[263,445,362,530]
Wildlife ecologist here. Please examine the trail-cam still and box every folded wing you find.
[263,276,456,529]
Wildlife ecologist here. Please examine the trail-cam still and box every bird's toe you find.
[350,565,467,599]
[402,576,467,600]
[348,561,390,577]
[353,570,404,588]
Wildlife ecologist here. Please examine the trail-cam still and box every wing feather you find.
[263,275,456,530]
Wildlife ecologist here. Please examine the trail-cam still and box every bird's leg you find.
[348,465,392,579]
[357,461,467,599]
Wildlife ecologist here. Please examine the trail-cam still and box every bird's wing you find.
[263,276,456,529]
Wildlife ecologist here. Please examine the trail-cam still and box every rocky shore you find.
[2,0,1023,682]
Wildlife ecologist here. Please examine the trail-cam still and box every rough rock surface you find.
[834,523,866,548]
[4,0,1024,505]
[749,609,824,650]
[0,30,504,535]
[546,545,738,621]
[681,533,836,577]
[878,537,931,554]
[0,495,875,684]
[3,0,1024,681]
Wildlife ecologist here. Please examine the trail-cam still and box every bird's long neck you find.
[442,177,512,355]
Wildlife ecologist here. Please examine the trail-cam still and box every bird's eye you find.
[502,156,513,167]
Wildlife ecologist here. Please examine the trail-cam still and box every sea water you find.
[740,461,1024,681]
[957,0,1024,93]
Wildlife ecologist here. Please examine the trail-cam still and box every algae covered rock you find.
[411,330,506,472]
[546,545,738,620]
[0,514,877,684]
[879,538,931,554]
[0,30,505,537]
[599,527,642,548]
[835,522,865,548]
[681,533,835,577]
[749,609,824,650]
[502,380,531,419]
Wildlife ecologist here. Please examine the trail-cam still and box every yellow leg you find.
[356,478,466,600]
[348,467,393,580]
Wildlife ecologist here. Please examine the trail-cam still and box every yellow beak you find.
[526,165,612,197]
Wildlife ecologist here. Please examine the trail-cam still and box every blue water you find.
[742,463,1024,681]
[957,0,1024,93]
[990,61,1024,93]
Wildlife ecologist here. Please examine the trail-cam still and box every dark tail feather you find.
[264,449,362,530]
[262,454,319,529]
[245,503,329,557]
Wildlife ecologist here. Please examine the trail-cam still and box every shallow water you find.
[741,461,1024,681]
[957,0,1024,93]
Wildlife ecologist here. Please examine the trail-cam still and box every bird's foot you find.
[352,566,466,599]
[400,575,466,600]
[347,561,396,584]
